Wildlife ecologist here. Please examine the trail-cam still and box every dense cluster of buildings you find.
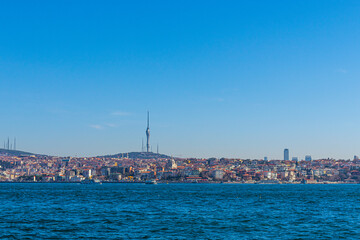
[1,153,360,184]
[2,116,359,184]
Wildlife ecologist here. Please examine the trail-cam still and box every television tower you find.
[146,111,150,152]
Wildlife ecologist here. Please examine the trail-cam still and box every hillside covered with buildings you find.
[1,150,360,184]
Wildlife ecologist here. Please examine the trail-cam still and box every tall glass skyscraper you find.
[284,149,289,161]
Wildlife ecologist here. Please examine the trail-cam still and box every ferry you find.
[80,179,102,185]
[145,180,157,184]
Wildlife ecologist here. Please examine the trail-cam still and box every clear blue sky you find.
[1,0,359,159]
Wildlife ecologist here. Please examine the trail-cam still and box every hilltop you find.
[99,151,172,159]
[0,148,37,157]
[0,149,171,159]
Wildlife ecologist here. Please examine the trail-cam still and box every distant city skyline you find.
[1,1,360,159]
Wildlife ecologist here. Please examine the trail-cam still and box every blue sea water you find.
[0,183,359,239]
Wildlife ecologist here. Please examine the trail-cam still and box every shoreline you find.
[0,181,358,184]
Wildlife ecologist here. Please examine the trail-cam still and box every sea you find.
[0,183,359,239]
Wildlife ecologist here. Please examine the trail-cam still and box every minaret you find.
[146,111,150,152]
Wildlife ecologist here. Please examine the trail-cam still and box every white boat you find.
[80,179,102,184]
[145,180,157,184]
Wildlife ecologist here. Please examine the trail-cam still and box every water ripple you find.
[0,183,360,239]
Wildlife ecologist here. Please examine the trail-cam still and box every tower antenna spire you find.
[147,111,149,128]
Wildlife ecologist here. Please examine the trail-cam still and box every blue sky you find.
[1,0,360,159]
